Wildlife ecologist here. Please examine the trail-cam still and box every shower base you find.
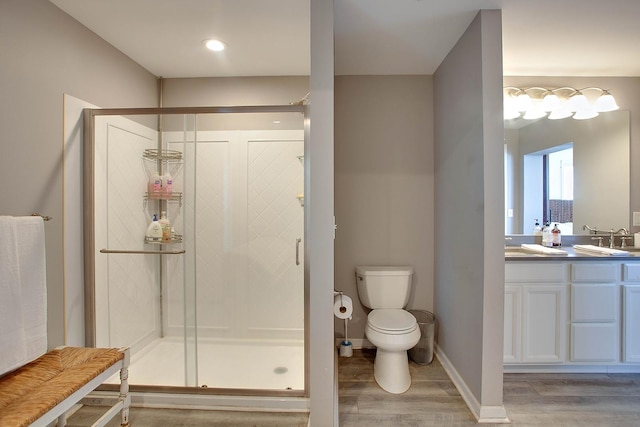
[106,337,304,391]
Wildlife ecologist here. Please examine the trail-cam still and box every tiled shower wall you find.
[94,116,160,352]
[166,130,304,342]
[94,123,304,356]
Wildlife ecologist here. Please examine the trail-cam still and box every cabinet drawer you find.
[571,284,619,322]
[506,262,566,283]
[623,264,640,282]
[571,263,619,282]
[571,323,619,362]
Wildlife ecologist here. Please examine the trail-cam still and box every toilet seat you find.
[367,309,417,335]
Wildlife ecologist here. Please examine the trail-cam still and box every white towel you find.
[521,244,568,255]
[0,216,47,376]
[573,244,630,256]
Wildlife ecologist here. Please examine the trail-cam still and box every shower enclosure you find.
[83,106,307,397]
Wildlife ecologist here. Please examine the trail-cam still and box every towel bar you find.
[100,248,186,255]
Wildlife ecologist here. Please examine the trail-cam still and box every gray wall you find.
[434,10,505,416]
[0,0,158,348]
[308,0,336,423]
[504,76,640,233]
[162,76,309,107]
[334,75,434,343]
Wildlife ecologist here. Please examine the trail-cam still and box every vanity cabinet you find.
[622,264,640,362]
[569,264,620,362]
[504,263,567,364]
[506,259,640,371]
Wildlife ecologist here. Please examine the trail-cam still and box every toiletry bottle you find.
[533,219,542,235]
[159,211,171,241]
[145,214,163,242]
[148,173,161,198]
[552,223,561,247]
[162,171,173,197]
[542,221,552,247]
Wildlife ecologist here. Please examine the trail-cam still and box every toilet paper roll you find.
[334,294,353,319]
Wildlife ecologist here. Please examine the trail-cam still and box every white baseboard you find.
[435,346,510,424]
[85,391,309,413]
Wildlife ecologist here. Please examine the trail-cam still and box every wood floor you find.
[66,348,640,426]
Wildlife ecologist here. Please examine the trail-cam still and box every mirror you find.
[505,110,630,235]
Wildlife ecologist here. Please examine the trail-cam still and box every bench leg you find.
[57,413,66,426]
[119,348,130,427]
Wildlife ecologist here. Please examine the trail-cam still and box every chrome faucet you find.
[612,228,630,248]
[583,224,599,233]
[584,225,630,248]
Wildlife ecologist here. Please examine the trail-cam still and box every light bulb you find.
[541,93,561,112]
[568,93,589,112]
[515,93,532,112]
[594,92,619,112]
[573,105,599,120]
[522,106,547,120]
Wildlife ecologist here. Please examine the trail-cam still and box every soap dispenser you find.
[542,221,553,247]
[145,214,163,242]
[552,223,561,247]
[533,219,542,235]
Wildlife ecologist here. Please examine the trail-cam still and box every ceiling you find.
[49,0,640,78]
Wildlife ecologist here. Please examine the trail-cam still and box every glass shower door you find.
[183,112,305,390]
[86,107,305,392]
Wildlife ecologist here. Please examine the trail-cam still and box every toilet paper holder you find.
[334,290,353,357]
[334,290,348,314]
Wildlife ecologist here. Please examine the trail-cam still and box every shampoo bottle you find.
[148,173,161,198]
[162,172,173,197]
[159,211,171,241]
[145,214,163,242]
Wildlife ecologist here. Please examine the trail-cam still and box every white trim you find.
[436,346,510,424]
[85,391,310,413]
[504,364,640,373]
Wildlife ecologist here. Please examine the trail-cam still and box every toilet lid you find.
[368,309,417,334]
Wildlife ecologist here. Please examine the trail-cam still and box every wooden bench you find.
[0,346,130,427]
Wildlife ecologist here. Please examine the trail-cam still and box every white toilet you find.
[355,265,420,394]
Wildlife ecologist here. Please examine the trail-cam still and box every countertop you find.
[505,245,640,261]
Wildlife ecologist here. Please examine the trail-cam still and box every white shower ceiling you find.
[49,0,640,78]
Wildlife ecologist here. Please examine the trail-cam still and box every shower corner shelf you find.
[144,234,183,245]
[143,148,183,161]
[144,192,183,206]
[296,194,304,207]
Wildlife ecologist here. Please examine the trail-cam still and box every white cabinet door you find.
[571,323,619,362]
[522,284,567,363]
[624,285,640,362]
[504,285,522,363]
[571,284,619,322]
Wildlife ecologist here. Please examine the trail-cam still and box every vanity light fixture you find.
[503,86,619,121]
[204,39,226,52]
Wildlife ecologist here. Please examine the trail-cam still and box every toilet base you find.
[373,348,411,394]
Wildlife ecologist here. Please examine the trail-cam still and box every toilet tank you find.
[355,266,414,309]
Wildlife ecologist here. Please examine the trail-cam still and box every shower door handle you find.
[296,238,302,266]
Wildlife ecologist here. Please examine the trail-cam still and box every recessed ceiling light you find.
[204,39,226,52]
